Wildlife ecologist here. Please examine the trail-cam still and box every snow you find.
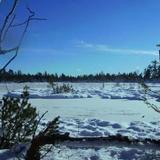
[4,82,160,103]
[43,145,160,160]
[1,82,147,100]
[0,143,160,160]
[56,118,160,140]
[0,82,160,159]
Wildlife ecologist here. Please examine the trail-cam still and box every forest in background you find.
[0,60,160,82]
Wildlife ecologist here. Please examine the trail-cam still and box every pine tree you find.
[0,86,38,148]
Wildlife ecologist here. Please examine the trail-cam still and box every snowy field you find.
[0,82,160,159]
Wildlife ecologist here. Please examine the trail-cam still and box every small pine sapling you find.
[0,86,38,148]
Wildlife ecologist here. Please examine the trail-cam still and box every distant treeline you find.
[0,60,160,82]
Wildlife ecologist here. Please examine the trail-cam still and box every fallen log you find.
[64,134,160,145]
[25,133,160,160]
[29,133,160,145]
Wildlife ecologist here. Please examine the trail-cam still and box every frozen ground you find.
[0,82,160,159]
[58,118,160,140]
[44,144,160,160]
[4,82,160,101]
[1,143,160,160]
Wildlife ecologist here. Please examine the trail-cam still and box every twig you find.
[0,0,18,45]
[11,18,47,27]
[0,47,19,73]
[32,111,48,139]
[1,14,16,42]
[40,145,53,159]
[0,5,46,73]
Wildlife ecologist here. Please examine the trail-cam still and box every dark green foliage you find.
[0,69,142,82]
[2,60,160,82]
[0,86,62,160]
[47,78,74,93]
[144,60,160,80]
[47,78,56,93]
[0,86,38,148]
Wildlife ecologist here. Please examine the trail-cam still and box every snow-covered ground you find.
[44,144,160,160]
[4,82,160,102]
[0,82,160,159]
[4,82,160,100]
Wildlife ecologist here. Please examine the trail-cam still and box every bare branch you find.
[145,101,160,113]
[26,6,35,15]
[0,47,19,73]
[40,116,60,136]
[0,5,46,73]
[40,145,53,159]
[0,47,18,55]
[32,111,48,139]
[142,82,160,113]
[2,14,16,42]
[11,18,47,27]
[0,0,19,45]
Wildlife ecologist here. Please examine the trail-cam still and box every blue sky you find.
[1,0,160,75]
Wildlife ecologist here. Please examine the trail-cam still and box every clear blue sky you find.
[1,0,160,75]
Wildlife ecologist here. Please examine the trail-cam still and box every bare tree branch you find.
[0,3,46,73]
[1,14,16,42]
[40,145,53,160]
[11,18,47,27]
[0,47,19,73]
[0,0,18,45]
[0,47,18,55]
[32,111,48,139]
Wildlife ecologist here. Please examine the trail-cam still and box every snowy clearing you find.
[0,82,160,159]
[4,82,160,101]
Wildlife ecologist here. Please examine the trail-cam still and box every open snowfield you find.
[0,82,160,159]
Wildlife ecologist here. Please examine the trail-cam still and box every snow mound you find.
[59,118,160,140]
